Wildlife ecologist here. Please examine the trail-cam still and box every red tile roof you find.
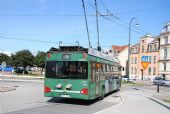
[112,45,128,52]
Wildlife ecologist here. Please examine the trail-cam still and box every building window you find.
[135,57,137,64]
[142,40,144,43]
[131,57,133,64]
[142,46,144,53]
[153,56,156,63]
[154,44,157,51]
[163,62,166,71]
[148,67,151,75]
[164,25,168,31]
[153,67,156,75]
[122,67,124,71]
[134,67,137,74]
[149,56,152,63]
[164,36,168,44]
[131,67,133,74]
[164,48,167,59]
[136,48,138,53]
[149,45,152,51]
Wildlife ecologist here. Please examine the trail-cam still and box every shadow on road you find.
[47,89,120,106]
[47,97,99,106]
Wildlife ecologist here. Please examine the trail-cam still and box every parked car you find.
[122,76,136,82]
[153,77,170,86]
[14,67,28,74]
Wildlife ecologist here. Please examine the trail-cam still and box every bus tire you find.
[100,86,105,100]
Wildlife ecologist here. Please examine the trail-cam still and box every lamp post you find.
[127,17,139,82]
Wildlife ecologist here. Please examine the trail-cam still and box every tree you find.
[0,53,12,65]
[13,50,34,73]
[34,51,46,74]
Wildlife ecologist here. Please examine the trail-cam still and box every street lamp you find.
[127,17,139,82]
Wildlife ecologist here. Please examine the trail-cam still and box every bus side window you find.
[91,63,95,82]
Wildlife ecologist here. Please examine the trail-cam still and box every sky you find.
[0,0,170,54]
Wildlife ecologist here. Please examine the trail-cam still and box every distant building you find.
[130,34,160,80]
[159,22,170,80]
[111,45,128,76]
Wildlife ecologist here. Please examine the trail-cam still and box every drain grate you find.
[112,95,120,98]
[132,88,140,90]
[13,86,19,87]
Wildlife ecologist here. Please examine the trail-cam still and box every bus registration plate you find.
[60,95,70,98]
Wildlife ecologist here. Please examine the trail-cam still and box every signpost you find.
[141,62,149,70]
[141,56,150,80]
[141,56,149,69]
[1,61,6,71]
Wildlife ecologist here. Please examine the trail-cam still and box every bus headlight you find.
[56,84,62,89]
[66,84,72,90]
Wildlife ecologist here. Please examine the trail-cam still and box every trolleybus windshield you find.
[46,61,88,79]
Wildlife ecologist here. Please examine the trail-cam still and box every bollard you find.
[157,84,159,93]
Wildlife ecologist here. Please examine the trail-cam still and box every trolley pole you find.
[95,0,101,52]
[82,0,91,48]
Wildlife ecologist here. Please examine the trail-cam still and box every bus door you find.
[95,65,100,97]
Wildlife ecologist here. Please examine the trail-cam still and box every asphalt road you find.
[0,80,121,114]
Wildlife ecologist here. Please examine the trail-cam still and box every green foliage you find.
[0,53,12,65]
[163,99,170,103]
[34,51,46,68]
[12,50,34,68]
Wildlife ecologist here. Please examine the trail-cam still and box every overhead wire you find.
[0,34,90,47]
[86,0,143,35]
[114,4,170,15]
[0,35,58,44]
[99,0,150,34]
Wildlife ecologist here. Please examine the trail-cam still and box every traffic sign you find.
[141,62,149,69]
[1,61,6,70]
[141,56,148,62]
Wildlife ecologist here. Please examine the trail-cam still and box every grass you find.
[15,73,44,77]
[163,99,170,103]
[121,81,144,86]
[15,70,44,77]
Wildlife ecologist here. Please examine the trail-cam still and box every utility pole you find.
[82,0,91,48]
[95,0,101,51]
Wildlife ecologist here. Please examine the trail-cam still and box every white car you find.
[153,77,170,86]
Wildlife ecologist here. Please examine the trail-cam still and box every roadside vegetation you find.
[0,50,46,76]
[121,80,144,86]
[163,99,170,103]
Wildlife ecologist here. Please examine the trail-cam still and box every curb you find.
[0,75,44,80]
[148,97,170,110]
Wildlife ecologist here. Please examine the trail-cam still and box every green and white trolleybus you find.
[44,46,121,100]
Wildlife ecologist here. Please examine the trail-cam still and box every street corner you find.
[0,86,16,92]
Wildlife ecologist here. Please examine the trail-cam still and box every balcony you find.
[159,57,170,61]
[160,43,170,47]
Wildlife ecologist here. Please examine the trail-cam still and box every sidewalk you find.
[94,90,170,114]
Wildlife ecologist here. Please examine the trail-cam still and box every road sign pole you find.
[157,85,159,93]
